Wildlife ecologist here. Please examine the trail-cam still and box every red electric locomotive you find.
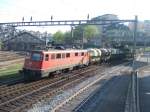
[23,49,89,80]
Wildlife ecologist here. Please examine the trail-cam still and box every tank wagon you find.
[100,48,111,62]
[110,48,132,61]
[87,48,102,63]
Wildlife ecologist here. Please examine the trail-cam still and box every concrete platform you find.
[74,74,131,112]
[139,69,150,112]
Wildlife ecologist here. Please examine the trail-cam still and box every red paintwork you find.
[24,51,43,70]
[23,50,90,73]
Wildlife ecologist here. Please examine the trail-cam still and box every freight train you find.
[22,48,132,80]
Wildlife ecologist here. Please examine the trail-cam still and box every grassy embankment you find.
[144,47,150,52]
[0,63,23,80]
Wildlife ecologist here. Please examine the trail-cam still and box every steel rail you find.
[0,66,99,112]
[52,64,131,112]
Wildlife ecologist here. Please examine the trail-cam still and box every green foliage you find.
[0,63,23,79]
[64,31,72,44]
[53,31,64,44]
[106,24,133,42]
[73,25,100,41]
[84,25,99,40]
[52,25,100,45]
[73,26,84,40]
[144,47,150,52]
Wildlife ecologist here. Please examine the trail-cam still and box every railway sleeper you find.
[1,96,16,103]
[11,101,23,107]
[16,99,30,105]
[58,106,72,112]
[0,67,99,111]
[4,104,17,111]
[0,106,11,112]
[0,96,10,102]
[14,100,37,112]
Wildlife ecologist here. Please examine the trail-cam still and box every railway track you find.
[50,64,132,112]
[0,51,24,62]
[0,65,99,93]
[0,65,104,112]
[0,76,24,86]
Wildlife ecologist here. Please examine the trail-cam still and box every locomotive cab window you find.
[56,53,61,59]
[31,53,42,61]
[45,54,49,61]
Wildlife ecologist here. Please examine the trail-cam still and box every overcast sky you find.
[0,0,149,33]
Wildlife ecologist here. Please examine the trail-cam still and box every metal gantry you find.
[0,19,135,27]
[0,18,137,51]
[0,17,138,60]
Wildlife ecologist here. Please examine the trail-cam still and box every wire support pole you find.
[132,16,138,71]
[132,15,138,112]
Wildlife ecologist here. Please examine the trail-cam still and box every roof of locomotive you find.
[31,49,88,54]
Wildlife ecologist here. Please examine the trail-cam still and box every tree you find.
[73,25,100,43]
[53,31,64,44]
[64,31,72,44]
[106,24,132,43]
[73,26,84,40]
[84,25,99,40]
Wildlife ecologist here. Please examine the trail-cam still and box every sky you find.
[0,0,149,33]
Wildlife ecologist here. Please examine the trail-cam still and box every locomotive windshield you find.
[31,53,43,61]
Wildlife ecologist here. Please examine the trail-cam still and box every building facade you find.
[3,32,45,51]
